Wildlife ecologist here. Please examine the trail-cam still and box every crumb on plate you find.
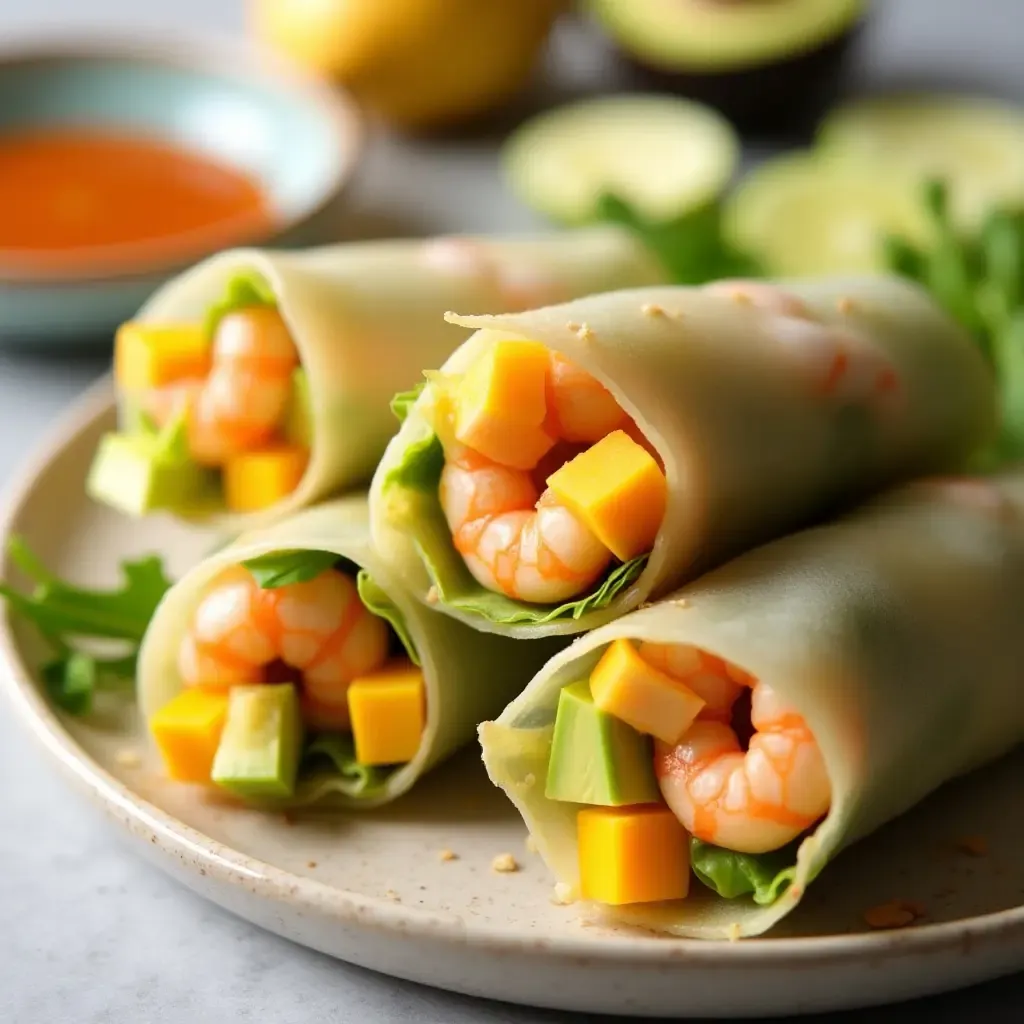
[438,848,458,862]
[492,853,519,874]
[956,835,989,857]
[863,899,927,930]
[307,861,318,869]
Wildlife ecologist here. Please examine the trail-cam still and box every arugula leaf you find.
[303,733,388,795]
[884,178,1024,463]
[391,380,428,424]
[0,537,171,715]
[596,192,762,285]
[241,550,338,589]
[690,838,797,906]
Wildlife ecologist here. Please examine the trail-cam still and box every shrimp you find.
[651,644,831,854]
[178,564,390,731]
[144,307,299,466]
[440,447,612,604]
[437,348,655,603]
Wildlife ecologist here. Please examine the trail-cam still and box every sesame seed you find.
[576,324,594,342]
[642,303,666,317]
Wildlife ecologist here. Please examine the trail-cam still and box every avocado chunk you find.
[545,680,659,806]
[211,684,304,800]
[587,0,868,136]
[86,430,218,517]
[283,367,312,448]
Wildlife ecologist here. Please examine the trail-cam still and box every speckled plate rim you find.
[2,380,1024,980]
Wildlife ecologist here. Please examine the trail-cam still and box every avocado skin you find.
[611,22,865,140]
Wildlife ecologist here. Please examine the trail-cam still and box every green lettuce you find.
[242,550,339,589]
[390,379,428,424]
[383,414,649,625]
[690,838,797,906]
[356,570,420,666]
[202,269,276,339]
[299,734,390,800]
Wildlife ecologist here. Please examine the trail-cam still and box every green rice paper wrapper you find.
[479,470,1024,938]
[371,276,995,638]
[138,495,562,808]
[122,229,666,530]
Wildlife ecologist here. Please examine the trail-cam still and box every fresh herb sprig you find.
[597,192,763,286]
[0,537,171,714]
[884,179,1024,462]
[241,550,338,589]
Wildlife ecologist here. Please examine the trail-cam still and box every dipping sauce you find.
[0,129,274,275]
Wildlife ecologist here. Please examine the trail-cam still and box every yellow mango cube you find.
[578,804,691,905]
[455,339,555,468]
[150,687,230,784]
[223,445,309,513]
[545,430,666,562]
[347,658,426,766]
[590,639,705,744]
[114,322,211,391]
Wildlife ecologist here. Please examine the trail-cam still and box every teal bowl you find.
[0,34,363,351]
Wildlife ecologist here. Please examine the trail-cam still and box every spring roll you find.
[370,276,995,638]
[137,495,561,808]
[87,229,665,530]
[479,470,1024,938]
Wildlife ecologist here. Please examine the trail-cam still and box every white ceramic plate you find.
[3,380,1024,1019]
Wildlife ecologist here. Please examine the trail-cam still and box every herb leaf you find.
[0,538,170,714]
[242,550,338,589]
[391,380,428,424]
[596,192,762,286]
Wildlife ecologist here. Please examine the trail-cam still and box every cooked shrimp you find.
[144,307,299,466]
[544,353,629,443]
[652,645,830,854]
[439,447,612,604]
[178,564,390,730]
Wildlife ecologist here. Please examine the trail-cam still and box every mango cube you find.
[347,658,426,766]
[545,430,666,562]
[150,687,230,784]
[578,804,691,905]
[114,322,211,391]
[590,639,705,744]
[223,445,309,512]
[455,339,555,469]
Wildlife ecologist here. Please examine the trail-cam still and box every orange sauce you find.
[0,129,274,275]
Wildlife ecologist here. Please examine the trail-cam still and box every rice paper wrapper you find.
[132,228,666,530]
[371,275,995,638]
[138,495,563,808]
[479,471,1024,937]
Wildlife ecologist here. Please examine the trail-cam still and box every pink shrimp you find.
[143,307,298,467]
[706,278,901,405]
[439,447,612,604]
[650,643,831,854]
[178,564,390,731]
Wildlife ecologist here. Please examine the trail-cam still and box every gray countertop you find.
[2,1,1024,1021]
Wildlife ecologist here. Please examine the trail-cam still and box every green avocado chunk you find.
[211,684,304,800]
[283,367,312,448]
[545,680,659,806]
[86,431,218,517]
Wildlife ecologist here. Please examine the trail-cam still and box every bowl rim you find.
[0,29,364,287]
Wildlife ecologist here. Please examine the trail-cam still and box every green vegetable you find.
[356,570,420,666]
[202,270,276,340]
[390,380,428,424]
[241,550,339,589]
[597,193,761,285]
[883,179,1024,460]
[0,537,171,714]
[690,839,797,905]
[302,733,388,797]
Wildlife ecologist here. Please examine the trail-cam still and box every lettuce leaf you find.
[390,380,428,424]
[202,269,276,339]
[242,550,339,589]
[300,734,389,798]
[383,423,649,625]
[356,570,420,666]
[690,838,797,906]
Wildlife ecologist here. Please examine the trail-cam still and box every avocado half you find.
[587,0,869,137]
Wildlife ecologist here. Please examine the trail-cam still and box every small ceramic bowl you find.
[0,33,363,350]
